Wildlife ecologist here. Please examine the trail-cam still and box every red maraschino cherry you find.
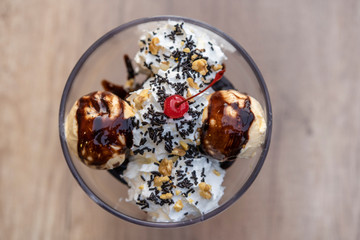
[164,69,225,119]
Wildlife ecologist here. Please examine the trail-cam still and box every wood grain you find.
[1,0,360,239]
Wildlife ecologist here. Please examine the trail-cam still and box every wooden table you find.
[1,0,359,239]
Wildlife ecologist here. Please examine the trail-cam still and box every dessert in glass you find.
[59,16,272,227]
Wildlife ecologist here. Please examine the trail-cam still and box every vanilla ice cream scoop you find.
[65,91,135,169]
[201,90,266,161]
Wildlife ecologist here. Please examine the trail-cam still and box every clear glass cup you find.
[59,16,272,227]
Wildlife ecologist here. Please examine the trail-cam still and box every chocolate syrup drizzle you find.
[124,54,135,80]
[201,91,254,162]
[101,80,128,100]
[76,91,133,168]
[101,55,140,100]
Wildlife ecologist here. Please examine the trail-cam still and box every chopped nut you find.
[125,78,134,89]
[154,176,170,187]
[192,59,208,75]
[171,155,180,162]
[191,54,198,61]
[188,198,194,204]
[213,169,221,176]
[160,61,170,71]
[175,190,181,196]
[201,77,211,84]
[160,193,173,200]
[146,155,158,163]
[139,185,144,190]
[179,140,189,151]
[173,200,184,212]
[199,182,212,200]
[159,158,173,176]
[171,147,186,157]
[187,77,200,89]
[212,64,223,71]
[133,89,150,109]
[149,37,161,55]
[151,65,159,74]
[183,47,190,53]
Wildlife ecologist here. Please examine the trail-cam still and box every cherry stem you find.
[175,69,225,107]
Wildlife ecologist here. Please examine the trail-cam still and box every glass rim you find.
[58,15,273,228]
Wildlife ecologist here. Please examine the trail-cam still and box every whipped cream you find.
[124,155,225,222]
[123,21,227,221]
